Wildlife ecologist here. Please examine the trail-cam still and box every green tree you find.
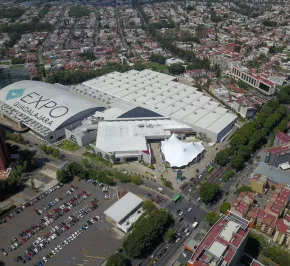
[123,209,174,258]
[278,85,290,104]
[56,169,73,183]
[236,185,252,194]
[219,202,231,214]
[230,154,244,170]
[41,144,48,153]
[131,176,142,185]
[199,182,221,204]
[163,180,173,189]
[271,185,275,191]
[142,200,157,214]
[30,176,35,189]
[52,148,60,158]
[168,64,185,75]
[165,228,176,242]
[205,212,220,226]
[106,253,128,266]
[215,149,229,166]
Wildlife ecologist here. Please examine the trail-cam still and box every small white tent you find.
[161,134,205,168]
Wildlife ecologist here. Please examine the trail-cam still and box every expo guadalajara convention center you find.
[0,69,237,166]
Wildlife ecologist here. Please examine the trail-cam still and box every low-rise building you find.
[274,131,290,147]
[231,191,255,217]
[104,192,144,233]
[251,174,268,194]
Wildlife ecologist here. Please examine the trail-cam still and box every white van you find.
[192,222,198,229]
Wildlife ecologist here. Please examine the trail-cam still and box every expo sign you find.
[6,89,69,127]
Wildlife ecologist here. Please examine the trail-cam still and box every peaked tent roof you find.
[161,134,205,168]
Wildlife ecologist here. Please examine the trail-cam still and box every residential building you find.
[231,97,257,118]
[246,207,276,236]
[187,211,252,266]
[273,131,290,147]
[264,183,290,219]
[251,174,268,194]
[273,214,290,247]
[227,67,276,95]
[231,191,255,217]
[259,144,290,167]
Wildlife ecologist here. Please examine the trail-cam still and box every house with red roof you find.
[231,191,254,218]
[274,131,290,147]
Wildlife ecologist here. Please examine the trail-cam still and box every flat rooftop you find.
[95,119,192,153]
[189,212,250,266]
[83,70,237,137]
[104,192,143,223]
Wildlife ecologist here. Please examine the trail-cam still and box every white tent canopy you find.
[161,134,205,168]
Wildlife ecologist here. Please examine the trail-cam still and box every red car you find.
[71,184,75,188]
[22,237,27,242]
[64,225,69,230]
[28,252,33,258]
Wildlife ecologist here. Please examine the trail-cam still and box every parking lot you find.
[0,180,122,266]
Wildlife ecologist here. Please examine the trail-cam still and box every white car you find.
[57,244,62,250]
[179,211,183,216]
[188,208,192,212]
[38,210,43,214]
[34,248,39,253]
[55,198,59,202]
[51,250,56,255]
[64,240,68,245]
[54,247,59,253]
[90,219,95,224]
[189,188,192,192]
[43,257,48,262]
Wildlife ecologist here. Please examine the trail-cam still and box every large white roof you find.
[82,70,237,140]
[96,119,191,153]
[161,134,205,167]
[104,192,143,223]
[0,81,104,131]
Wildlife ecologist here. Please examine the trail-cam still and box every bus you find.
[207,166,214,173]
[173,194,181,203]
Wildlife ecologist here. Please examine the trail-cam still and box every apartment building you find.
[227,67,276,95]
[259,144,290,167]
[187,211,252,266]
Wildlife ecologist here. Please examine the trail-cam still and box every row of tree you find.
[215,100,287,170]
[247,232,290,266]
[0,7,25,19]
[40,144,60,158]
[123,208,174,258]
[57,162,142,187]
[0,150,37,199]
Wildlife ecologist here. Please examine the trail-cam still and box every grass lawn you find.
[0,61,11,66]
[10,64,25,69]
[59,139,80,151]
[83,151,112,167]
